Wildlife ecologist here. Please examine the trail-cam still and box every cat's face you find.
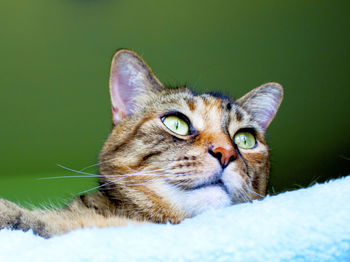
[99,50,283,222]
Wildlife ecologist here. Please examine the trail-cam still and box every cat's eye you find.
[162,115,189,136]
[234,131,256,149]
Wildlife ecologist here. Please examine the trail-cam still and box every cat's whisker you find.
[79,156,175,173]
[231,190,240,203]
[233,187,250,203]
[56,164,100,177]
[238,193,249,203]
[81,180,156,195]
[110,168,194,178]
[109,176,171,184]
[78,179,118,195]
[245,185,264,198]
[144,159,201,163]
[78,185,103,195]
[38,175,102,180]
[50,165,172,192]
[78,156,180,171]
[79,156,122,171]
[162,179,190,187]
[241,188,253,203]
[103,170,174,183]
[107,169,175,178]
[81,157,201,171]
[106,184,154,193]
[56,164,174,180]
[108,172,193,187]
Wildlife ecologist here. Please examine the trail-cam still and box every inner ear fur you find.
[109,49,164,125]
[237,82,284,130]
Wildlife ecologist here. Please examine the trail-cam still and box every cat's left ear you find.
[109,49,164,124]
[237,82,283,130]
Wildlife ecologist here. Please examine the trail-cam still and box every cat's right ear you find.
[236,82,283,130]
[109,49,164,125]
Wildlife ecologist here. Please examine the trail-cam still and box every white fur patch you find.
[221,166,244,198]
[180,186,231,216]
[149,181,231,217]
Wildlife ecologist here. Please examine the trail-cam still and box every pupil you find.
[175,120,179,129]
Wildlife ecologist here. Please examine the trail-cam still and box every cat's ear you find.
[109,49,164,124]
[237,82,283,130]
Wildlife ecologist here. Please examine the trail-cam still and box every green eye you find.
[234,131,256,149]
[162,115,189,136]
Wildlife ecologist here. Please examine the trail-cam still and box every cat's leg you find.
[0,198,109,237]
[0,198,149,238]
[0,199,52,238]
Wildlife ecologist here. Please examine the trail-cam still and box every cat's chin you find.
[151,181,232,217]
[181,186,232,216]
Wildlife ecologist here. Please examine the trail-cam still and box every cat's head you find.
[98,49,283,223]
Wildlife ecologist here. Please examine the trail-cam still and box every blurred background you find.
[0,0,349,208]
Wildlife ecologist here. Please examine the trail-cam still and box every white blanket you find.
[1,176,350,262]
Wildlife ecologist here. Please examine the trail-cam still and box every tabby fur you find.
[0,50,283,237]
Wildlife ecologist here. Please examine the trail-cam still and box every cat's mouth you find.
[189,179,229,193]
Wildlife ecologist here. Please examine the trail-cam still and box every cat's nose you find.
[209,146,237,169]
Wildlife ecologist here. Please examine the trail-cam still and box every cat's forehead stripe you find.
[183,97,196,111]
[235,108,243,122]
[188,95,224,133]
[172,93,232,134]
[187,96,205,129]
[170,91,261,137]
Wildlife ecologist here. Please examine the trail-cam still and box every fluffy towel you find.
[1,176,350,262]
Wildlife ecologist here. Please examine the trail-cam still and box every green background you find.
[1,0,349,207]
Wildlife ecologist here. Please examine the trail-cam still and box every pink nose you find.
[210,146,237,168]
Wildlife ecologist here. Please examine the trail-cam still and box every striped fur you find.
[0,50,283,237]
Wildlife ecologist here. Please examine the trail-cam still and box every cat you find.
[0,49,283,238]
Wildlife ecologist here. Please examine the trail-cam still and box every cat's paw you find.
[0,199,24,229]
[0,199,50,238]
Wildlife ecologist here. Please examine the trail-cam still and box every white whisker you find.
[38,175,100,180]
[245,185,264,198]
[79,157,204,172]
[79,156,122,171]
[56,164,99,177]
[78,179,117,195]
